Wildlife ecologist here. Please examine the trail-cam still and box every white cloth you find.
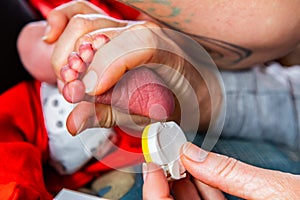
[41,83,114,174]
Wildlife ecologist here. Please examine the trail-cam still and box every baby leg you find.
[17,21,56,83]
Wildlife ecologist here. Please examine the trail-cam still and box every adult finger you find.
[43,0,105,43]
[142,162,172,200]
[193,180,226,200]
[181,142,298,199]
[171,176,201,200]
[66,101,151,135]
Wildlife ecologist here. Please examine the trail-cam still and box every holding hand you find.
[47,4,223,135]
[143,142,300,200]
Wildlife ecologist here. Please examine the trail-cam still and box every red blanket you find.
[0,1,142,199]
[29,0,140,19]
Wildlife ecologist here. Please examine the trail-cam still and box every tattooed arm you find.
[120,0,300,69]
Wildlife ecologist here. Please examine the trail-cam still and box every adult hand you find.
[39,1,156,134]
[45,1,223,135]
[143,162,226,200]
[143,142,300,200]
[52,15,222,134]
[43,0,106,44]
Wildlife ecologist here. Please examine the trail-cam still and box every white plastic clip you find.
[142,121,187,180]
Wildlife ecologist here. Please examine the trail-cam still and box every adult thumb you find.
[181,142,292,200]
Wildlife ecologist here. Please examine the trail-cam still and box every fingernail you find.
[71,115,86,136]
[82,70,98,93]
[182,142,208,162]
[75,122,85,135]
[142,163,148,181]
[42,24,51,41]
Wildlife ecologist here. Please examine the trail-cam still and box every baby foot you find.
[61,35,110,103]
[61,33,175,134]
[60,51,90,102]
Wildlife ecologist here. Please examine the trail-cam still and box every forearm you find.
[119,0,300,69]
[221,62,300,150]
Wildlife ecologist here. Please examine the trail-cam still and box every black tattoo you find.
[117,0,252,67]
[194,35,252,66]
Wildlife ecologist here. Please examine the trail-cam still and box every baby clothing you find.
[41,83,116,175]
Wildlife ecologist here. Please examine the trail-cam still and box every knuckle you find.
[128,23,159,49]
[71,0,98,13]
[129,23,151,33]
[69,14,90,27]
[72,0,90,9]
[47,9,62,23]
[67,14,95,34]
[144,21,161,29]
[68,14,105,32]
[47,9,56,19]
[214,156,239,178]
[96,105,115,128]
[61,0,90,12]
